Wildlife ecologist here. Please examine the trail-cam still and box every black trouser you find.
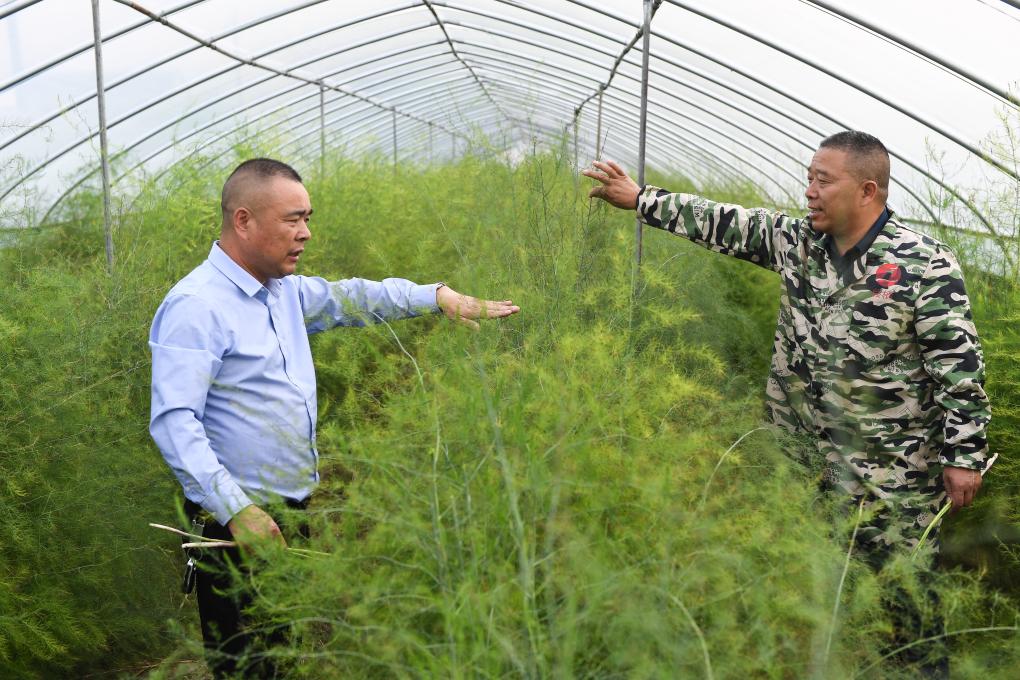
[188,499,309,679]
[855,536,948,679]
[820,481,949,679]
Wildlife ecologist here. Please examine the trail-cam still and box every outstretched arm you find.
[436,284,519,330]
[582,160,791,272]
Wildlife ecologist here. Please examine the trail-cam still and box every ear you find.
[231,206,255,240]
[859,180,879,206]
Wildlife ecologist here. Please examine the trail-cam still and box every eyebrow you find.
[282,208,313,218]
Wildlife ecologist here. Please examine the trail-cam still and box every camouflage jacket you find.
[636,187,991,508]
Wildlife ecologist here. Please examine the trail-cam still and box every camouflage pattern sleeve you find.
[914,246,991,470]
[636,185,791,272]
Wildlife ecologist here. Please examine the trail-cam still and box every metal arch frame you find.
[656,0,1019,183]
[6,2,524,202]
[292,104,508,169]
[434,5,941,221]
[0,0,207,93]
[121,44,456,169]
[461,56,803,203]
[0,0,1010,240]
[282,79,503,161]
[36,46,465,218]
[112,0,514,133]
[0,0,44,21]
[277,81,492,164]
[139,74,494,193]
[419,0,516,131]
[291,85,705,184]
[145,72,492,182]
[476,77,784,201]
[438,0,993,229]
[801,0,1018,108]
[0,2,427,155]
[434,11,799,197]
[2,17,453,201]
[456,47,808,193]
[455,78,770,198]
[40,48,478,220]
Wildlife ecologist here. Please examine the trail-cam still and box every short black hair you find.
[818,131,890,195]
[221,158,303,225]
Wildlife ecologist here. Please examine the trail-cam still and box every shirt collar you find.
[824,207,890,263]
[208,241,282,300]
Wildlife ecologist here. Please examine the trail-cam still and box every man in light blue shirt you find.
[149,158,518,676]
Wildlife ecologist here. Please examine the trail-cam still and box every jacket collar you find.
[807,207,899,301]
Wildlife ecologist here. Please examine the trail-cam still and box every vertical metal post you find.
[572,113,579,194]
[391,109,397,173]
[428,122,434,165]
[595,89,604,160]
[90,0,114,271]
[572,114,579,172]
[318,85,325,178]
[635,0,653,267]
[451,131,456,161]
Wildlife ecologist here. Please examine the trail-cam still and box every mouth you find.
[287,249,303,263]
[807,206,823,220]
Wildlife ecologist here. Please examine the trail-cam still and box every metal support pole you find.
[635,0,653,267]
[318,84,325,178]
[451,131,455,161]
[572,113,579,193]
[572,114,579,171]
[90,0,114,270]
[595,89,604,160]
[391,109,397,173]
[428,122,434,165]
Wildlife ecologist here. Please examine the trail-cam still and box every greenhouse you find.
[2,0,1019,677]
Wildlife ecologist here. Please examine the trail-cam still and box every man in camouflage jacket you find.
[583,131,991,556]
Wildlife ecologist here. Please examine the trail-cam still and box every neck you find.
[832,205,886,256]
[218,236,268,285]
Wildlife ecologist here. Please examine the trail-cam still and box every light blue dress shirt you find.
[149,242,440,525]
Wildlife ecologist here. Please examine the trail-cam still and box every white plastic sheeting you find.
[1,0,1018,239]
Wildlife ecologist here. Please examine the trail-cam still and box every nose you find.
[298,218,311,242]
[804,181,817,201]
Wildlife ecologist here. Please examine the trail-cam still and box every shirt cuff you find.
[410,283,442,314]
[201,477,254,526]
[938,448,989,472]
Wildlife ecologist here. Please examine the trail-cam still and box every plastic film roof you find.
[2,0,1019,242]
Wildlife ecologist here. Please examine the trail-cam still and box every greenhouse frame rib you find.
[1,0,1017,266]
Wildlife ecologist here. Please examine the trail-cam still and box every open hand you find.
[437,285,520,330]
[581,160,642,210]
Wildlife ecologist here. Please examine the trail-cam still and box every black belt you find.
[184,495,310,523]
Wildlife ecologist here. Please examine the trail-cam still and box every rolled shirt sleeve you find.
[149,294,253,525]
[298,275,441,333]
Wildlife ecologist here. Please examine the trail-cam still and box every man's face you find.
[240,176,312,282]
[804,147,860,237]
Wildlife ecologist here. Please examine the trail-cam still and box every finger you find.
[581,169,611,185]
[591,160,616,177]
[606,160,627,176]
[588,185,604,199]
[485,300,514,315]
[458,317,480,330]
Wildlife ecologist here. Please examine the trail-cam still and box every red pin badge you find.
[875,263,902,288]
